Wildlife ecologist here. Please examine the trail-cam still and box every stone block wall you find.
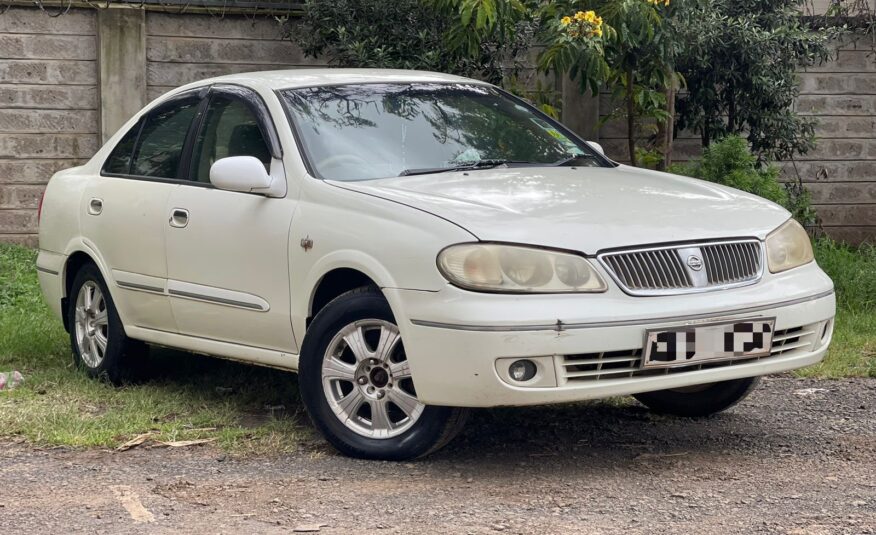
[784,42,876,244]
[0,8,99,245]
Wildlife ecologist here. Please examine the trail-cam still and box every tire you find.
[298,286,468,461]
[633,376,761,417]
[67,263,136,384]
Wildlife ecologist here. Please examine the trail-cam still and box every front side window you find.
[189,94,271,183]
[129,96,201,179]
[280,83,607,181]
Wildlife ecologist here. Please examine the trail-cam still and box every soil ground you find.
[1,376,874,534]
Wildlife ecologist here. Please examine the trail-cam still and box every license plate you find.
[643,318,775,368]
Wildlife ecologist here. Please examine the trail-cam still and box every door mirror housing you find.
[210,156,285,197]
[587,141,605,155]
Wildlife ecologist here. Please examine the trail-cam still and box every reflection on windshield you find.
[280,83,605,181]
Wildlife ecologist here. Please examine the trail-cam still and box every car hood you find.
[328,165,791,253]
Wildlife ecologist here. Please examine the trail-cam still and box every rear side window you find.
[129,97,201,179]
[103,121,142,175]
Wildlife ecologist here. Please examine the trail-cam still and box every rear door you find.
[81,90,206,332]
[164,86,297,353]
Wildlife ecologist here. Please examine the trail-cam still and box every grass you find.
[0,244,309,454]
[0,239,874,451]
[794,239,876,378]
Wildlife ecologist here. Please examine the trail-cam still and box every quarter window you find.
[190,94,271,184]
[129,97,201,179]
[103,120,142,175]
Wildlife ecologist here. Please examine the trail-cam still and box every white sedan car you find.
[37,69,835,460]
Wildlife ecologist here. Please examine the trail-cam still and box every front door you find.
[164,87,297,353]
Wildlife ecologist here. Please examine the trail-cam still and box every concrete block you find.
[804,182,876,204]
[0,84,97,110]
[0,134,98,159]
[806,50,874,73]
[0,109,98,133]
[0,209,36,234]
[797,95,876,115]
[777,160,876,182]
[0,233,38,247]
[0,34,96,61]
[147,12,284,40]
[820,226,875,245]
[813,116,876,138]
[0,184,44,209]
[146,36,306,64]
[0,158,84,184]
[798,139,876,161]
[0,7,95,35]
[0,59,96,85]
[814,204,876,226]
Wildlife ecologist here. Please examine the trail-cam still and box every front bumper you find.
[385,262,836,407]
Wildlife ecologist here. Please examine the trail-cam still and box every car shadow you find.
[129,346,784,469]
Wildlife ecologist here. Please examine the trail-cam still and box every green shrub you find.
[670,135,815,225]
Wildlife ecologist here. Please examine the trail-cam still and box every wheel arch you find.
[308,268,378,325]
[59,241,116,331]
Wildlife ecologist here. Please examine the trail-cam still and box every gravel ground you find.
[1,376,874,534]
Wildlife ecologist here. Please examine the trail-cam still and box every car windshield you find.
[280,83,608,181]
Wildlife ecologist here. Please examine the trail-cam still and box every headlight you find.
[765,219,814,273]
[437,243,607,293]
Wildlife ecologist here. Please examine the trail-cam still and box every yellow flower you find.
[574,10,587,21]
[561,15,572,26]
[593,27,603,37]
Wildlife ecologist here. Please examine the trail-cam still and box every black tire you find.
[633,377,760,417]
[298,286,468,461]
[67,263,136,384]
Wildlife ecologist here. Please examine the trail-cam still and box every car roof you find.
[200,68,482,91]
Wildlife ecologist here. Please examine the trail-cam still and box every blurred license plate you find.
[643,318,775,368]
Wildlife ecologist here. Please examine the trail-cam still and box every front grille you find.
[701,242,762,284]
[598,240,763,296]
[559,322,818,383]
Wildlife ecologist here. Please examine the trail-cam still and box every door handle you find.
[169,208,189,228]
[87,198,103,215]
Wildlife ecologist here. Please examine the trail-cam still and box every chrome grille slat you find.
[559,322,819,383]
[772,330,815,343]
[599,239,762,296]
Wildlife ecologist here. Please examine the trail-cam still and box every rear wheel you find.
[299,287,467,460]
[67,264,136,383]
[633,377,760,417]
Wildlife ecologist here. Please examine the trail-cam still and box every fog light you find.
[509,359,537,382]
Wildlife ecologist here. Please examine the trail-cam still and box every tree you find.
[287,0,536,86]
[538,0,678,167]
[673,0,837,161]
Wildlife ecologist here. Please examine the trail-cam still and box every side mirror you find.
[587,141,605,155]
[210,156,277,195]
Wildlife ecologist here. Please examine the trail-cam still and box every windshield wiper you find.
[398,159,524,177]
[552,153,601,166]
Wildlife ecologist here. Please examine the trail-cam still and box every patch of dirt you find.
[1,376,874,534]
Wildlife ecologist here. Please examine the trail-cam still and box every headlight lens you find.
[765,219,814,273]
[437,243,607,293]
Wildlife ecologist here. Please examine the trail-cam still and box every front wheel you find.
[298,287,467,460]
[633,376,761,417]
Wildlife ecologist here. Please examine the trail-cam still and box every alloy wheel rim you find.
[73,281,109,368]
[321,319,424,439]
